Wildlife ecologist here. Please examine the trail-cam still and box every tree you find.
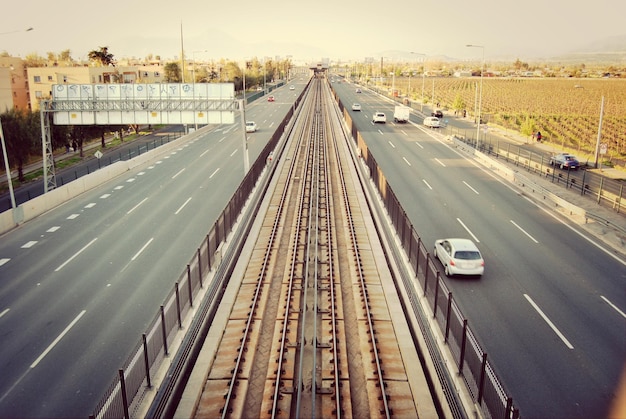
[88,47,115,67]
[1,109,40,181]
[164,62,182,82]
[452,93,466,114]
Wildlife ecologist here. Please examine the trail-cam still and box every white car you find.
[289,85,295,90]
[434,238,484,277]
[372,112,387,123]
[423,116,441,128]
[245,121,257,133]
[351,103,362,111]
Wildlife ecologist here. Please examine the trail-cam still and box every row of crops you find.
[386,77,625,167]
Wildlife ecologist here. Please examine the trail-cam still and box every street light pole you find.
[0,120,16,209]
[410,52,426,112]
[466,44,485,145]
[192,50,207,130]
[0,27,33,210]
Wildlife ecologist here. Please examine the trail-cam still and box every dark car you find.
[550,153,580,170]
[432,110,443,118]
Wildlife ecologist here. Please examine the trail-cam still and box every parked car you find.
[268,95,275,102]
[434,238,484,277]
[245,121,257,133]
[549,153,580,170]
[351,103,362,111]
[432,109,444,119]
[423,116,441,128]
[372,112,387,123]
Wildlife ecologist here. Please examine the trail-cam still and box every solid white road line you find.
[457,218,480,243]
[601,296,626,318]
[510,220,539,243]
[54,238,97,272]
[30,310,87,368]
[524,294,574,349]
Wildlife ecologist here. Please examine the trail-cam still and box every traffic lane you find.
[3,141,249,416]
[357,121,626,416]
[0,132,246,414]
[407,144,626,417]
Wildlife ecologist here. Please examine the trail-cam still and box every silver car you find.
[434,238,484,277]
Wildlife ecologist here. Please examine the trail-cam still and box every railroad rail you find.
[191,76,422,417]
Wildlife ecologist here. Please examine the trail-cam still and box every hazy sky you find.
[2,0,624,63]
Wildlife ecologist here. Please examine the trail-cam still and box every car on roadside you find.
[245,121,257,133]
[372,111,386,123]
[549,153,580,170]
[351,103,362,111]
[434,238,484,277]
[423,116,441,128]
[268,95,275,102]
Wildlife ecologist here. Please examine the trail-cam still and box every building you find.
[0,57,31,111]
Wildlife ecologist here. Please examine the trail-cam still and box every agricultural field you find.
[394,77,626,167]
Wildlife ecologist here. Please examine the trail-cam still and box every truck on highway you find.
[393,106,410,123]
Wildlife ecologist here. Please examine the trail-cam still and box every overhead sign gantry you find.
[40,83,237,192]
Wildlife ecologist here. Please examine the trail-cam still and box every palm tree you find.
[88,47,115,66]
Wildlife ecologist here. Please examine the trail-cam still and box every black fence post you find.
[423,260,430,296]
[197,248,203,288]
[142,333,152,388]
[477,352,488,404]
[175,283,182,328]
[187,264,193,307]
[458,319,468,374]
[505,397,514,419]
[445,292,453,343]
[433,276,440,318]
[160,305,169,356]
[207,233,212,271]
[119,369,130,419]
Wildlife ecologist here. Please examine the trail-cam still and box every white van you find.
[423,116,441,128]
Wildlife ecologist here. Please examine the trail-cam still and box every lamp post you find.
[466,44,485,145]
[0,27,33,210]
[410,52,426,112]
[191,50,207,130]
[0,121,16,209]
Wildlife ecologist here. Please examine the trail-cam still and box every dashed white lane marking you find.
[30,310,87,368]
[524,294,574,349]
[54,238,97,272]
[0,258,10,267]
[67,214,80,220]
[21,241,38,249]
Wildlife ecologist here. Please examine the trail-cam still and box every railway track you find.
[192,76,422,418]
